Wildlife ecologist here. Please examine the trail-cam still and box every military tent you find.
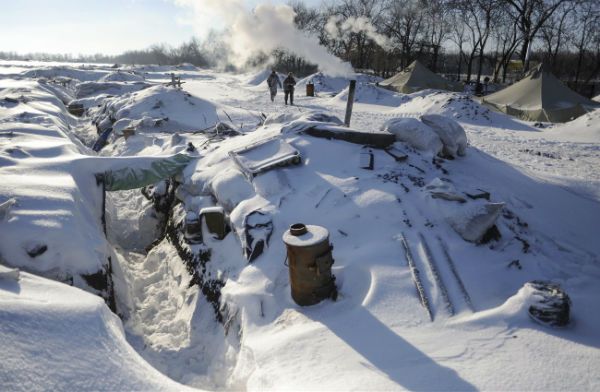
[378,60,462,94]
[481,64,600,122]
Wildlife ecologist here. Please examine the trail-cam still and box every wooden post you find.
[95,173,107,235]
[344,80,356,127]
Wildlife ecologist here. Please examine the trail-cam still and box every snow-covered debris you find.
[421,114,467,157]
[526,280,571,327]
[381,117,443,155]
[210,167,256,212]
[444,202,504,242]
[265,111,343,127]
[425,178,466,203]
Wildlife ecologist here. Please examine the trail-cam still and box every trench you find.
[103,182,246,390]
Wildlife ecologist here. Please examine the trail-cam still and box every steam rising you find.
[174,0,353,76]
[325,15,392,51]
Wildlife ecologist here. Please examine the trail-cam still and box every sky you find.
[0,0,322,55]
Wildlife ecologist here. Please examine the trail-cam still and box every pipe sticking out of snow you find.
[344,80,356,127]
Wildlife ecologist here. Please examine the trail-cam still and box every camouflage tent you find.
[482,64,600,123]
[379,60,462,94]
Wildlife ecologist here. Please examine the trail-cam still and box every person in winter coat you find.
[283,72,296,105]
[267,70,282,102]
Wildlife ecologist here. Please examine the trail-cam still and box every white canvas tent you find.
[481,64,600,122]
[378,60,462,94]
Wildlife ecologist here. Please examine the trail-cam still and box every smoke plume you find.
[173,0,353,76]
[325,15,392,51]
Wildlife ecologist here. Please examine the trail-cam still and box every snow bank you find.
[0,80,107,282]
[0,270,193,391]
[545,108,600,142]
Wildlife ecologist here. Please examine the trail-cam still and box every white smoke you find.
[326,15,392,51]
[173,0,353,76]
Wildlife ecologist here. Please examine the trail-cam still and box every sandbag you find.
[421,114,467,157]
[446,202,504,242]
[381,117,443,155]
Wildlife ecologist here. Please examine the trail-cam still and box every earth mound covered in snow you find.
[330,83,406,107]
[546,108,600,142]
[296,71,382,95]
[74,81,152,99]
[90,85,262,137]
[100,71,145,83]
[391,90,530,128]
[22,66,108,82]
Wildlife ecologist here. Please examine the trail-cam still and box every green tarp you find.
[102,154,193,191]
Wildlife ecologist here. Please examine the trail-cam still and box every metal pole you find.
[344,80,356,127]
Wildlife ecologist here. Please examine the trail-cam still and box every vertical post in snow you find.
[95,173,107,235]
[344,80,356,127]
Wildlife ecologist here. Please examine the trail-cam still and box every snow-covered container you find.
[282,223,337,306]
[200,206,227,240]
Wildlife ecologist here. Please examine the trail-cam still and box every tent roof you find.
[482,64,599,115]
[379,60,461,93]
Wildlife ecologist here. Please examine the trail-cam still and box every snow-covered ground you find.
[1,63,599,391]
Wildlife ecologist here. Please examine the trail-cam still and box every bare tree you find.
[386,0,426,68]
[502,0,573,71]
[539,2,575,70]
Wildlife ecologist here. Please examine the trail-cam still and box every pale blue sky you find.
[0,0,322,55]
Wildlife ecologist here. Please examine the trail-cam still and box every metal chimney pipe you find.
[344,80,356,127]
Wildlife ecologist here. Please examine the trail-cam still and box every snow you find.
[0,270,195,391]
[282,224,329,247]
[1,61,600,391]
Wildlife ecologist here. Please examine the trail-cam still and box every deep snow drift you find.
[1,63,599,391]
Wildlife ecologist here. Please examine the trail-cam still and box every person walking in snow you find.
[267,70,282,102]
[283,72,297,106]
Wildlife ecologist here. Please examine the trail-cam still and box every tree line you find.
[1,0,598,94]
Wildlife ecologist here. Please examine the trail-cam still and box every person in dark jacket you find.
[266,70,282,102]
[283,72,296,105]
